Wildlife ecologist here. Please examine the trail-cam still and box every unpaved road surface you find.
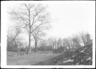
[7,53,60,65]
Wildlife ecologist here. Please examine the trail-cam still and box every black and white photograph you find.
[3,68,94,69]
[0,1,1,67]
[1,0,95,1]
[1,0,95,68]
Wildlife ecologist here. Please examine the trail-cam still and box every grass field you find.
[7,52,60,65]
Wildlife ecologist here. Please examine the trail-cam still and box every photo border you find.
[1,1,95,68]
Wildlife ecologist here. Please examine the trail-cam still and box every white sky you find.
[45,2,95,39]
[2,1,95,41]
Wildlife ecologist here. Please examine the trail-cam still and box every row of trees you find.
[7,29,92,54]
[38,32,92,53]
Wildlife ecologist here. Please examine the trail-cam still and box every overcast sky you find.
[45,1,95,39]
[2,1,95,42]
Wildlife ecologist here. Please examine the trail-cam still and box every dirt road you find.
[7,53,60,65]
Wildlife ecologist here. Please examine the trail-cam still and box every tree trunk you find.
[27,32,31,54]
[35,40,38,52]
[27,9,31,54]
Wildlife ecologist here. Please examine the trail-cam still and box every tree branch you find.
[31,22,44,33]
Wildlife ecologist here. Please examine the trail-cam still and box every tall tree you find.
[9,3,51,54]
[79,32,92,46]
[32,28,45,52]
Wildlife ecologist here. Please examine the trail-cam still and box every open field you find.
[7,52,60,65]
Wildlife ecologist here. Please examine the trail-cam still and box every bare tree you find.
[9,3,51,54]
[57,38,62,48]
[32,28,46,52]
[63,39,71,50]
[7,27,21,46]
[79,32,92,46]
[7,26,21,51]
[71,35,81,49]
